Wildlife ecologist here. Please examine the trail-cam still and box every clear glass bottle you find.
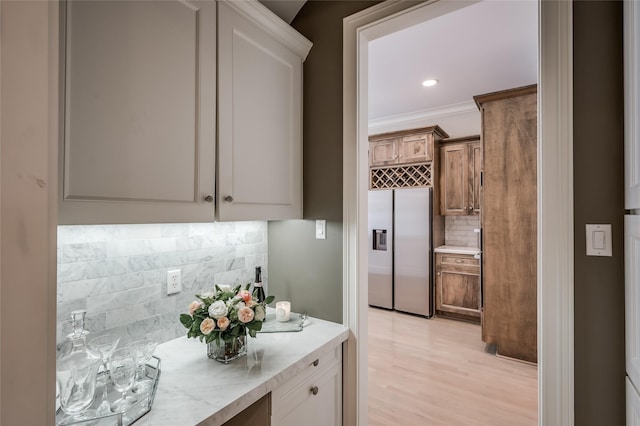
[56,310,102,422]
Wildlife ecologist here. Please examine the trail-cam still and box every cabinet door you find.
[625,0,640,210]
[469,141,482,215]
[437,270,480,318]
[218,1,306,221]
[272,362,342,426]
[440,143,468,215]
[60,0,216,224]
[369,138,399,167]
[399,133,433,163]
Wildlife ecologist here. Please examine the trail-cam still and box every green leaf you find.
[245,282,251,291]
[248,329,257,338]
[245,321,262,332]
[180,314,193,328]
[264,295,275,305]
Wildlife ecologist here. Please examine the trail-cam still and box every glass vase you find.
[207,334,247,363]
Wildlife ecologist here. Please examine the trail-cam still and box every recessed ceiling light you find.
[422,79,438,87]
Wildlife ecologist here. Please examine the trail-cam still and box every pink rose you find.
[237,306,255,323]
[200,318,215,335]
[189,300,203,314]
[217,316,230,331]
[238,290,252,303]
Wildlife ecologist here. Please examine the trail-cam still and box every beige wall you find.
[0,1,58,424]
[268,1,381,323]
[573,1,625,424]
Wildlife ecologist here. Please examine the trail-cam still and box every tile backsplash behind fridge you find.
[444,215,480,247]
[57,222,267,345]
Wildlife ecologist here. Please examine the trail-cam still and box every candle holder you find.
[276,301,291,322]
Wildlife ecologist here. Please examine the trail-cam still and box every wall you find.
[271,0,627,423]
[268,1,381,323]
[444,216,480,247]
[57,222,267,345]
[573,1,625,424]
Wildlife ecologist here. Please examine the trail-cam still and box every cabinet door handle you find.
[310,386,319,396]
[204,195,214,203]
[312,359,319,367]
[224,195,234,202]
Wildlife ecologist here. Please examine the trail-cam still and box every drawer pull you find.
[310,386,319,396]
[312,359,319,367]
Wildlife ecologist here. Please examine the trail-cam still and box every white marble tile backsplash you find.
[57,222,267,346]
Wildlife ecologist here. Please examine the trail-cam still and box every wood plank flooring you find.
[367,307,537,426]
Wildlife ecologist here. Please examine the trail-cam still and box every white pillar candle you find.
[276,301,291,322]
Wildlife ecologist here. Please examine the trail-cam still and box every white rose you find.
[208,300,228,319]
[217,284,231,293]
[200,291,214,299]
[254,304,266,321]
[235,301,246,311]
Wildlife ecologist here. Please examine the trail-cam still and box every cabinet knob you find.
[204,195,214,203]
[310,386,319,396]
[312,359,319,367]
[437,272,441,276]
[224,195,234,203]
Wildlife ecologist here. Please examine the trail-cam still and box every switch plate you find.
[586,224,612,257]
[167,269,182,295]
[315,220,326,239]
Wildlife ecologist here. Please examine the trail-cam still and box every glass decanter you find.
[56,310,102,424]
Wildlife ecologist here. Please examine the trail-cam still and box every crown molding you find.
[368,100,478,133]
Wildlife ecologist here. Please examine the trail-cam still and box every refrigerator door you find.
[394,187,432,316]
[368,190,393,309]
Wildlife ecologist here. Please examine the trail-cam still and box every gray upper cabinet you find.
[217,1,311,221]
[60,0,216,224]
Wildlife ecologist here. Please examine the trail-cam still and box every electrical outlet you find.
[167,269,182,295]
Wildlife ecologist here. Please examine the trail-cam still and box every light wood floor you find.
[367,308,537,426]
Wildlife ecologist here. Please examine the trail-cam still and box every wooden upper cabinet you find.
[217,1,312,221]
[369,137,400,167]
[368,126,448,167]
[439,136,481,216]
[59,0,216,224]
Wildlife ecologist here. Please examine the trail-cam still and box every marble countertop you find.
[434,245,481,255]
[137,316,349,426]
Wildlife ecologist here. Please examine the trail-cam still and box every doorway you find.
[342,1,575,425]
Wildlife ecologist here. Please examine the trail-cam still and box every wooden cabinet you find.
[217,1,312,221]
[59,0,217,224]
[271,345,342,426]
[368,126,448,167]
[475,85,537,363]
[439,136,481,216]
[435,253,481,322]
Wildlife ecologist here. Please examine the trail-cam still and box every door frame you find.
[342,1,574,425]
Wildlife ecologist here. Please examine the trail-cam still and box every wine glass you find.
[109,347,137,415]
[88,334,121,416]
[129,339,158,395]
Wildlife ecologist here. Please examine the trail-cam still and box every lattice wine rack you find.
[369,163,432,189]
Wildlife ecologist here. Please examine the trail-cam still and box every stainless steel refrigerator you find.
[368,187,433,317]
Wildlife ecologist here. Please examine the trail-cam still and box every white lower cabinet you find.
[628,378,640,425]
[271,345,342,426]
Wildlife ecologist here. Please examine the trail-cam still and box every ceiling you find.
[368,1,538,137]
[259,0,538,139]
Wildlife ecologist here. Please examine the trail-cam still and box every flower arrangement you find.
[180,283,274,345]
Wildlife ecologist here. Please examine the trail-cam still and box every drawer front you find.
[272,344,341,401]
[439,254,479,267]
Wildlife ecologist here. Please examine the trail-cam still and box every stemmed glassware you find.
[129,339,158,395]
[88,334,121,416]
[109,347,138,417]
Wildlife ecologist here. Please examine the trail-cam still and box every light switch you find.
[315,220,326,240]
[586,224,612,256]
